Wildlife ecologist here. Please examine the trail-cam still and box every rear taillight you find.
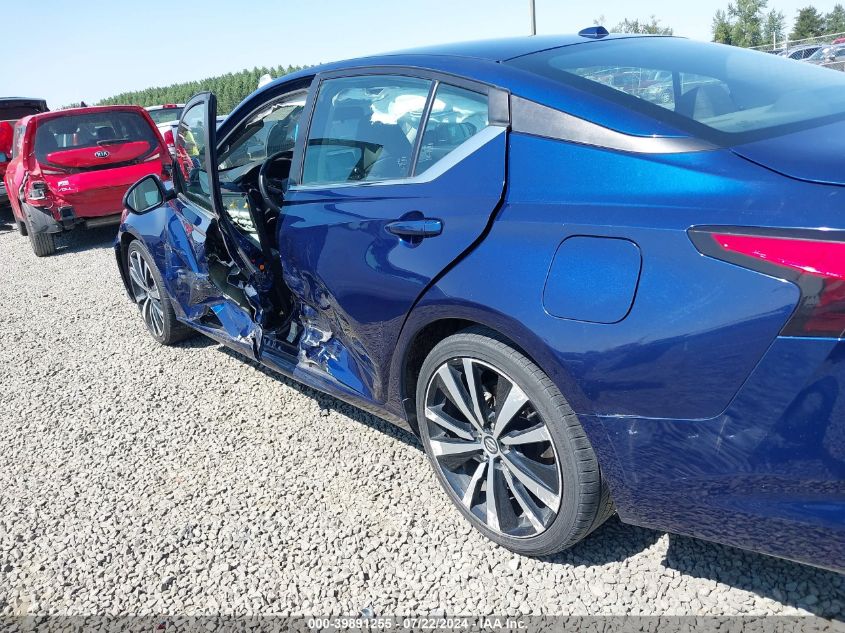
[690,228,845,338]
[163,129,174,148]
[27,180,49,201]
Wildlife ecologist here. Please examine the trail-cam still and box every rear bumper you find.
[24,203,122,234]
[591,336,845,572]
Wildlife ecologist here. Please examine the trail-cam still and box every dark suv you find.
[0,98,48,205]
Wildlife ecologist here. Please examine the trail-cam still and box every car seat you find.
[95,126,117,141]
[358,120,412,180]
[675,84,737,120]
[34,130,59,163]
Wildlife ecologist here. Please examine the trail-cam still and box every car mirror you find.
[123,174,173,214]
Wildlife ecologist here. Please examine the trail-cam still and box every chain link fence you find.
[750,31,845,71]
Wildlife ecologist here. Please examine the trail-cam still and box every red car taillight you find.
[163,129,175,148]
[690,228,845,338]
[26,180,49,202]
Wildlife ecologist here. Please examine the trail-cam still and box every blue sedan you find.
[115,29,845,571]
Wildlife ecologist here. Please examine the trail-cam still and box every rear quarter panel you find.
[396,134,826,420]
[391,132,845,569]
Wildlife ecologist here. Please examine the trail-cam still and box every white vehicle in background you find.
[145,104,184,157]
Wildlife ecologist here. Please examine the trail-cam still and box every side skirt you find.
[260,343,413,433]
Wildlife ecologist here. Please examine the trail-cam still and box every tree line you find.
[594,15,674,35]
[92,64,308,114]
[712,1,845,47]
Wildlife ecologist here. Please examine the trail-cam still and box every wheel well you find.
[117,232,137,292]
[400,318,533,432]
[119,232,136,263]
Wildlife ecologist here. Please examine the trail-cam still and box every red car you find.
[1,105,170,256]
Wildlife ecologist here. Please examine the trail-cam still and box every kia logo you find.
[94,150,110,158]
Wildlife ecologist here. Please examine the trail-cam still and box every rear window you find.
[34,110,159,164]
[506,37,845,145]
[147,107,183,125]
[0,102,47,123]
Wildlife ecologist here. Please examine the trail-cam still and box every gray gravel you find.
[0,208,843,619]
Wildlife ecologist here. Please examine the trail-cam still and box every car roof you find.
[251,33,663,103]
[24,104,147,124]
[384,33,656,62]
[224,33,683,142]
[0,97,47,102]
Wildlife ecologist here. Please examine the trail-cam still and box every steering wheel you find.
[258,150,293,214]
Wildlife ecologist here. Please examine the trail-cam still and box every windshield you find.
[34,110,159,164]
[506,37,845,145]
[147,107,183,125]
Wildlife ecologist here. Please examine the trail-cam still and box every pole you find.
[529,0,536,35]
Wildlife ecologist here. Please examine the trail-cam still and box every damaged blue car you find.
[115,31,845,570]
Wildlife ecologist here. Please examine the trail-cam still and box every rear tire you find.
[24,214,56,257]
[416,327,614,556]
[126,240,193,345]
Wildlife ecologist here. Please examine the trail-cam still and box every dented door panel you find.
[278,128,507,402]
[163,197,261,359]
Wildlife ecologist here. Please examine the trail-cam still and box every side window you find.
[175,102,211,209]
[302,75,431,185]
[218,90,307,172]
[216,90,308,240]
[415,84,488,174]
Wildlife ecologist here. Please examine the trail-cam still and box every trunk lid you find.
[731,118,845,186]
[44,161,164,218]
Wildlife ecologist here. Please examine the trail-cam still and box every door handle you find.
[385,218,443,238]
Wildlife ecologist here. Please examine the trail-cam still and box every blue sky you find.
[2,0,840,107]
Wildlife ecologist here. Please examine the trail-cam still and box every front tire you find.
[126,240,193,345]
[416,327,613,556]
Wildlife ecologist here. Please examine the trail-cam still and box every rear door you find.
[34,108,166,216]
[280,70,509,401]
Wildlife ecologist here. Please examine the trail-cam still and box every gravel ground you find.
[0,207,843,619]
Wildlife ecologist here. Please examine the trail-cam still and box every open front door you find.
[163,92,265,358]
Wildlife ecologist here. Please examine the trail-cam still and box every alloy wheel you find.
[423,357,562,538]
[128,250,165,338]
